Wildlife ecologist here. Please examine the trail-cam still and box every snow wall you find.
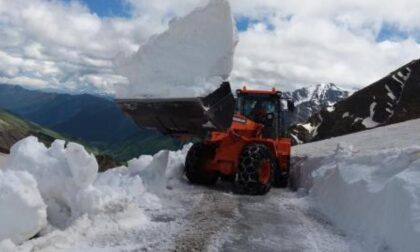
[0,170,47,244]
[115,0,238,98]
[294,143,420,251]
[0,136,190,246]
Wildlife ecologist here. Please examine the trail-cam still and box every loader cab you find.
[236,88,293,138]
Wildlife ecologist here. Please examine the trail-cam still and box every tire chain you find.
[236,144,272,195]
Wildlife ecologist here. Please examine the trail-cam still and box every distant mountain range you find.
[0,84,138,144]
[289,59,420,144]
[283,83,350,126]
[0,108,66,153]
[0,84,179,161]
[0,81,352,161]
[2,57,418,160]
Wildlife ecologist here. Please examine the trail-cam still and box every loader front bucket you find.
[116,82,235,138]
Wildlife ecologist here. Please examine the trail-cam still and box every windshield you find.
[237,94,278,118]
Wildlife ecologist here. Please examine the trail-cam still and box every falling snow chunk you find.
[342,112,349,118]
[116,0,238,98]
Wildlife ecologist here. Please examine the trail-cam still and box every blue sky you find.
[71,0,265,32]
[67,0,131,17]
[77,0,416,40]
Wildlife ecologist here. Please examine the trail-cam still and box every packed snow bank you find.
[311,144,420,251]
[134,146,191,194]
[0,170,47,244]
[2,136,191,246]
[3,137,163,230]
[4,137,98,228]
[0,239,16,252]
[294,118,420,158]
[293,119,420,251]
[116,0,238,98]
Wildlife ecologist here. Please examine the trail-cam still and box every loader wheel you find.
[273,156,290,188]
[235,144,275,195]
[185,143,218,185]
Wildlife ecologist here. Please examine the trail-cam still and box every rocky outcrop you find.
[290,59,420,144]
[284,83,350,126]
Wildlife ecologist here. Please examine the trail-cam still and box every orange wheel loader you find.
[117,82,294,195]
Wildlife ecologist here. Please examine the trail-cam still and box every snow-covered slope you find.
[284,83,350,126]
[116,0,237,98]
[0,135,190,249]
[293,118,420,251]
[1,136,359,251]
[290,59,420,144]
[2,120,420,250]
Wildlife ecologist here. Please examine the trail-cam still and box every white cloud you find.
[232,14,420,91]
[0,0,419,94]
[0,0,155,94]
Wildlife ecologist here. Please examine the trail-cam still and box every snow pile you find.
[308,144,420,251]
[0,136,191,246]
[128,144,191,195]
[0,239,16,252]
[3,137,98,228]
[116,0,238,98]
[0,170,47,244]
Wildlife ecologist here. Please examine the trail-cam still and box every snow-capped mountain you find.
[284,83,350,126]
[289,58,420,144]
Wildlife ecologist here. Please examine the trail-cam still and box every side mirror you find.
[287,100,295,112]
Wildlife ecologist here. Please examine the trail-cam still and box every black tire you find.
[235,144,275,195]
[185,143,219,185]
[273,156,290,188]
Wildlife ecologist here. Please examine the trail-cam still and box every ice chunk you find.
[0,239,17,252]
[0,170,47,244]
[116,0,238,98]
[4,137,98,228]
[135,144,191,194]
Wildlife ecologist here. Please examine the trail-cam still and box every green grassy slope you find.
[109,132,181,162]
[0,109,67,152]
[0,109,121,171]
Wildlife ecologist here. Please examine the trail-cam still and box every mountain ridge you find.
[0,108,66,153]
[284,83,350,126]
[0,82,350,160]
[289,58,420,144]
[0,84,179,160]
